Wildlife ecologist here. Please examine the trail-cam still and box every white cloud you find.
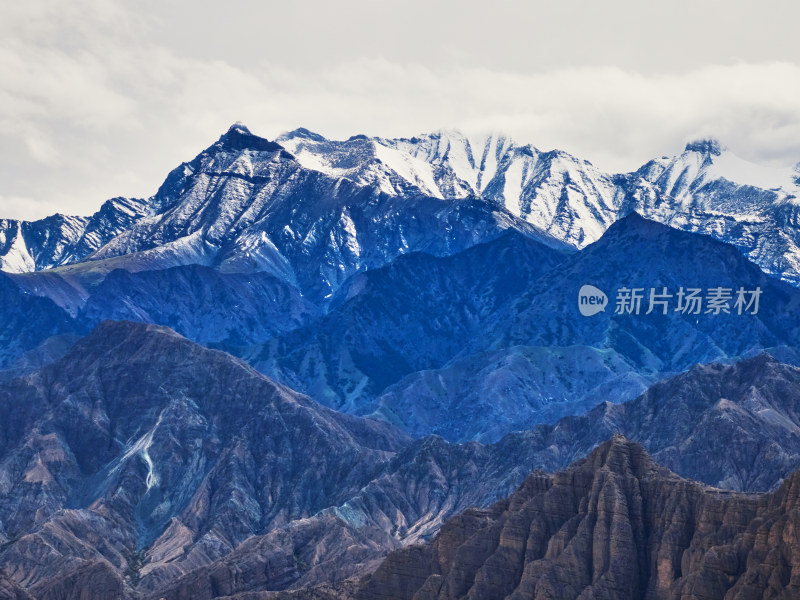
[1,1,800,221]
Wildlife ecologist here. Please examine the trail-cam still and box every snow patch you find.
[0,222,35,273]
[708,151,799,191]
[372,142,443,198]
[116,413,164,491]
[502,159,524,217]
[291,149,347,179]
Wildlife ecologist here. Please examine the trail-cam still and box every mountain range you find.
[3,125,800,286]
[1,323,800,598]
[3,125,552,310]
[355,435,800,600]
[4,210,800,443]
[249,212,800,442]
[0,125,799,443]
[2,124,800,598]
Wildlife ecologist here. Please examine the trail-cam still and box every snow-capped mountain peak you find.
[277,128,450,198]
[273,127,624,248]
[684,138,725,156]
[227,121,252,135]
[642,137,800,200]
[5,124,800,292]
[276,127,327,143]
[213,122,285,154]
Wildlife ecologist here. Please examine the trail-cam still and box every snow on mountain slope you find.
[277,128,528,201]
[279,128,621,248]
[4,124,800,290]
[30,124,551,305]
[630,139,800,283]
[636,139,800,204]
[0,221,36,272]
[0,197,151,273]
[490,148,621,246]
[373,129,514,197]
[276,128,452,198]
[382,129,482,192]
[280,129,800,283]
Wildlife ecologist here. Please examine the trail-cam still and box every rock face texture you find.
[0,568,32,600]
[490,212,800,374]
[0,320,407,599]
[494,352,800,493]
[1,322,800,598]
[356,435,800,600]
[250,230,567,415]
[372,345,652,443]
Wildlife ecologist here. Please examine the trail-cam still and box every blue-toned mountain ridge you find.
[2,125,800,445]
[250,213,800,442]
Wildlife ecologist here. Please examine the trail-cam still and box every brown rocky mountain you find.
[356,435,800,600]
[0,569,32,600]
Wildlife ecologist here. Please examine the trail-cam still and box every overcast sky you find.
[2,0,800,220]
